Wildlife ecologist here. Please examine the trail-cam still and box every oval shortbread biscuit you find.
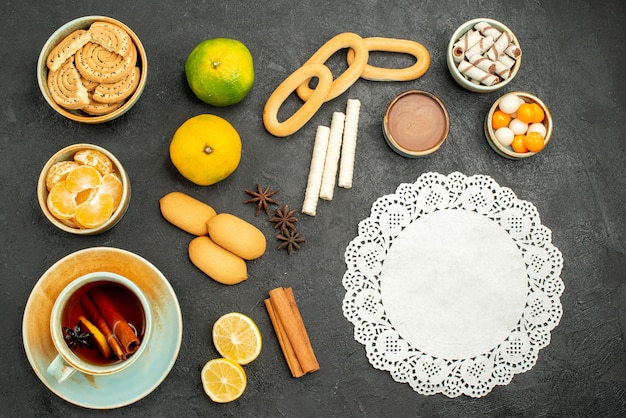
[188,236,248,285]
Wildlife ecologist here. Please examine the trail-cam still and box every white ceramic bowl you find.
[484,91,553,159]
[447,18,521,93]
[37,16,148,124]
[37,143,131,234]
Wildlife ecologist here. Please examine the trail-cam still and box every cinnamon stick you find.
[80,295,125,360]
[264,298,304,377]
[284,288,316,360]
[88,288,141,356]
[266,287,319,377]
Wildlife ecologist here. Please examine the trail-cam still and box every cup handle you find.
[46,354,76,384]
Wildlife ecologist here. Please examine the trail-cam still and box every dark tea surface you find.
[61,281,145,366]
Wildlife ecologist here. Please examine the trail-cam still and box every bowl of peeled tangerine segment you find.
[37,15,148,123]
[37,143,131,235]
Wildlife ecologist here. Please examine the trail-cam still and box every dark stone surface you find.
[2,0,625,416]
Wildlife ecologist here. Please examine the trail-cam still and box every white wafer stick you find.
[493,31,511,55]
[458,60,500,86]
[453,29,482,52]
[469,54,496,74]
[494,60,511,79]
[302,125,330,216]
[338,99,361,189]
[452,29,482,63]
[505,44,522,59]
[474,21,502,39]
[465,36,495,60]
[497,53,516,69]
[319,112,345,201]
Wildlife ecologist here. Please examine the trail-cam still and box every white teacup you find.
[46,272,152,383]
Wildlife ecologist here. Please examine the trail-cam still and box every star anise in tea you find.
[64,321,92,350]
[277,229,305,255]
[270,205,298,233]
[244,184,279,216]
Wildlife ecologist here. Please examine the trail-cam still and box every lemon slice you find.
[77,315,112,359]
[201,358,247,403]
[212,312,262,365]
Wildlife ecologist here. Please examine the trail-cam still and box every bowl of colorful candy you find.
[484,92,553,159]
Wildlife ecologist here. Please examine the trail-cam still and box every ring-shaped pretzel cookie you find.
[346,37,430,81]
[263,63,333,137]
[295,32,368,102]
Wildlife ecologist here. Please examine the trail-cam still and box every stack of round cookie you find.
[46,20,141,116]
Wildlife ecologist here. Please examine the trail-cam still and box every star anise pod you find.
[63,321,92,350]
[244,184,279,216]
[270,205,298,233]
[276,228,305,255]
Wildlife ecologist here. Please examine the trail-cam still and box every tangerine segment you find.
[75,188,97,205]
[201,358,247,403]
[47,181,77,220]
[99,173,123,207]
[65,165,102,193]
[45,160,81,191]
[212,312,262,365]
[74,192,115,229]
[73,149,114,176]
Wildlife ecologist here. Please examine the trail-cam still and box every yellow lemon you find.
[170,114,242,186]
[201,358,247,403]
[185,38,254,107]
[212,312,262,365]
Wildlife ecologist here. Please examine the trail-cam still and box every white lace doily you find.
[342,172,564,398]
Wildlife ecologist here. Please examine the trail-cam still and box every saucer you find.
[22,247,183,409]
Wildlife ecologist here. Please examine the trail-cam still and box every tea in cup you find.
[47,271,152,383]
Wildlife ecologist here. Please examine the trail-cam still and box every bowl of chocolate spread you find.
[383,90,450,157]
